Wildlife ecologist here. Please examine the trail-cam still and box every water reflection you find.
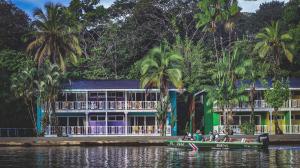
[0,146,300,167]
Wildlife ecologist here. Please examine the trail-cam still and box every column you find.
[105,112,108,135]
[85,113,88,135]
[125,91,128,110]
[125,112,128,135]
[85,92,88,135]
[289,99,292,133]
[155,116,157,134]
[270,111,273,134]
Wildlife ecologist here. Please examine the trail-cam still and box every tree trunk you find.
[274,108,283,135]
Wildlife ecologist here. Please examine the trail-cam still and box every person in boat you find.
[209,130,215,141]
[223,134,229,142]
[214,130,220,142]
[183,132,194,141]
[194,130,203,141]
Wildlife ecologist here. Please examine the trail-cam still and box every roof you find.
[61,80,141,90]
[237,78,300,90]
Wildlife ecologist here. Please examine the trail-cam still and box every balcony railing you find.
[213,125,300,135]
[45,125,171,136]
[55,101,160,111]
[213,99,296,111]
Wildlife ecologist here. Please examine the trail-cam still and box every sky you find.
[11,0,289,18]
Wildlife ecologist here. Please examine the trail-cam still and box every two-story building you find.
[37,80,179,136]
[201,78,300,134]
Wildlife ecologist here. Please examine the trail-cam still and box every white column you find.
[125,91,128,110]
[85,92,88,135]
[105,91,108,110]
[85,113,88,135]
[105,112,108,135]
[125,112,128,135]
[155,116,158,134]
[289,99,292,134]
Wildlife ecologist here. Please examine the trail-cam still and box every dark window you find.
[241,116,250,124]
[295,115,300,120]
[58,117,67,126]
[116,116,123,121]
[232,116,239,125]
[69,117,77,126]
[254,116,261,125]
[67,93,76,101]
[90,116,97,121]
[146,117,155,125]
[78,117,84,126]
[108,116,115,121]
[98,116,105,121]
[137,117,144,126]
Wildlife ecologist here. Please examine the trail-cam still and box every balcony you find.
[213,99,298,112]
[55,101,160,112]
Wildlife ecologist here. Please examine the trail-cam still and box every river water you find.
[0,146,300,167]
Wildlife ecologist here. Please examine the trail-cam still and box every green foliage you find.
[265,80,290,109]
[195,0,239,32]
[240,121,255,135]
[140,43,183,96]
[156,96,170,136]
[0,0,30,50]
[27,2,82,71]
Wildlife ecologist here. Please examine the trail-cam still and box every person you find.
[209,130,215,141]
[194,130,203,141]
[223,134,229,142]
[214,130,220,141]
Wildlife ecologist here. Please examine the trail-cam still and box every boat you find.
[166,134,269,150]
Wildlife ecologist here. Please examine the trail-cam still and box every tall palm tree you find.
[207,43,250,134]
[140,44,183,136]
[255,21,294,134]
[254,21,294,75]
[27,3,81,71]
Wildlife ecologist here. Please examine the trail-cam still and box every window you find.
[146,117,155,125]
[67,93,76,101]
[295,115,300,120]
[116,116,124,121]
[58,117,67,126]
[98,116,106,121]
[77,93,86,101]
[90,116,97,121]
[270,115,284,120]
[232,116,239,125]
[69,117,78,126]
[108,116,116,121]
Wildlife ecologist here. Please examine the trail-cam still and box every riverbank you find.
[0,135,299,147]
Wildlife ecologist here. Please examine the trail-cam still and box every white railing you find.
[45,125,171,136]
[55,101,168,111]
[127,101,158,110]
[55,101,86,110]
[213,125,300,135]
[213,99,297,111]
[88,101,105,110]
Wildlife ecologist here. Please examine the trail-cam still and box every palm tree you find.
[207,43,250,134]
[255,21,294,134]
[11,67,37,133]
[27,3,82,71]
[254,21,294,76]
[140,44,183,136]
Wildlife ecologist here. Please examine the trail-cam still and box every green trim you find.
[213,113,220,126]
[285,111,290,125]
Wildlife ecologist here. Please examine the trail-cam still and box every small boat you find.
[166,134,269,150]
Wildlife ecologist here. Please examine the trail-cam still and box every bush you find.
[240,121,255,135]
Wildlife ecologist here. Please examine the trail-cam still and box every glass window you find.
[108,116,115,121]
[69,117,78,126]
[58,117,67,126]
[136,93,143,101]
[89,92,98,101]
[116,116,123,121]
[137,117,144,126]
[295,115,300,120]
[78,117,84,126]
[67,93,76,101]
[77,93,86,101]
[232,116,240,125]
[90,116,97,121]
[146,117,155,125]
[98,116,105,121]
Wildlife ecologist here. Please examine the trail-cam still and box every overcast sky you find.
[11,0,289,17]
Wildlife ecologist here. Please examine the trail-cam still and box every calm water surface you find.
[0,146,300,168]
